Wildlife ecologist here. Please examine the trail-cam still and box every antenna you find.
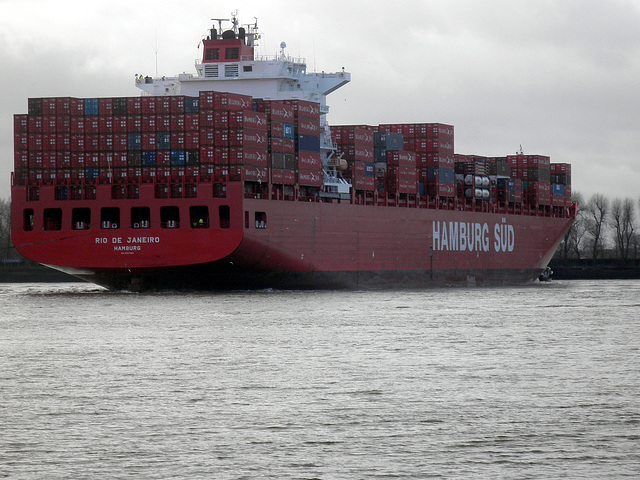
[153,29,158,77]
[517,144,524,155]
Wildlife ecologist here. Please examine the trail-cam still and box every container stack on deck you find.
[14,94,572,212]
[330,125,375,192]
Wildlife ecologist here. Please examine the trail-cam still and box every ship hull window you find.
[161,206,180,229]
[190,206,209,228]
[44,208,62,231]
[72,208,91,230]
[219,205,230,229]
[131,207,151,229]
[100,207,120,229]
[23,209,34,231]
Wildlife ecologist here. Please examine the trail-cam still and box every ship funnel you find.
[210,28,217,40]
[238,27,246,42]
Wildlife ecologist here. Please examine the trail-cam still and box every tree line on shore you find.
[1,193,639,265]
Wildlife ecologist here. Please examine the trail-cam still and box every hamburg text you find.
[432,221,514,253]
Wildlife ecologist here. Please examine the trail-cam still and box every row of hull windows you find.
[24,206,231,231]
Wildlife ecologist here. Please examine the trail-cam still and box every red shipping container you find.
[200,128,215,145]
[141,115,157,132]
[244,165,269,182]
[42,116,57,133]
[142,133,156,150]
[283,138,295,153]
[113,152,128,167]
[98,98,113,116]
[298,152,322,169]
[386,150,416,167]
[229,129,268,148]
[42,98,57,115]
[156,97,171,114]
[170,96,185,114]
[70,116,85,134]
[215,147,229,165]
[127,115,142,133]
[185,113,199,131]
[256,100,295,122]
[156,151,171,167]
[214,129,229,146]
[85,153,100,167]
[297,117,320,135]
[69,97,85,116]
[28,116,43,133]
[99,117,114,133]
[70,152,84,168]
[200,146,215,164]
[113,133,128,151]
[29,134,43,151]
[128,97,142,115]
[56,152,71,169]
[199,111,215,127]
[228,110,268,130]
[298,167,323,187]
[56,116,71,133]
[185,131,199,149]
[141,96,157,114]
[56,134,71,151]
[14,114,29,134]
[14,150,28,169]
[270,137,284,153]
[55,97,72,115]
[170,115,185,132]
[85,135,100,152]
[14,133,29,151]
[43,151,57,169]
[170,133,185,149]
[269,121,284,138]
[271,168,296,185]
[156,114,171,131]
[28,152,43,168]
[283,99,320,118]
[214,111,229,129]
[85,117,100,134]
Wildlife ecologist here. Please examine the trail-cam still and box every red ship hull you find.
[11,181,574,291]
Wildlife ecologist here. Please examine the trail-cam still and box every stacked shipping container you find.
[14,97,571,210]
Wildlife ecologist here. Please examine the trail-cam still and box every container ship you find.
[10,13,576,291]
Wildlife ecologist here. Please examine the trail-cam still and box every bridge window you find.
[161,206,180,228]
[72,208,91,230]
[190,206,209,228]
[101,207,120,229]
[225,48,239,60]
[205,48,219,60]
[131,207,150,229]
[44,208,62,231]
[243,65,253,72]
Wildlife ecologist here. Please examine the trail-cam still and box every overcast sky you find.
[1,0,639,202]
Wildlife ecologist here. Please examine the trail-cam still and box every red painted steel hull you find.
[11,182,574,290]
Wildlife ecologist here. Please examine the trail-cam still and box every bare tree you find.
[610,197,636,260]
[564,191,588,259]
[584,193,609,263]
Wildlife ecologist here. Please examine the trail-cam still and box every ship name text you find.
[95,236,160,252]
[432,221,514,253]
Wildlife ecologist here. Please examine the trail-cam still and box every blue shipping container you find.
[283,123,295,139]
[552,183,565,196]
[184,97,200,114]
[365,162,375,177]
[374,132,404,151]
[297,134,320,152]
[85,168,99,179]
[84,98,99,116]
[127,133,142,150]
[171,150,186,166]
[156,132,171,150]
[142,151,157,166]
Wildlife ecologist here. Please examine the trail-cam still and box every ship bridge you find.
[135,15,350,109]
